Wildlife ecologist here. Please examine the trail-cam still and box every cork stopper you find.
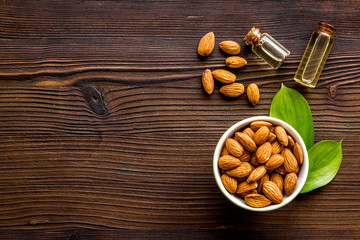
[317,22,336,36]
[244,27,262,46]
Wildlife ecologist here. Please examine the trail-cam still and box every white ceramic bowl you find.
[213,116,309,212]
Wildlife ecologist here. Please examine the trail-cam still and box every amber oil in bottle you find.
[244,27,290,69]
[294,23,336,88]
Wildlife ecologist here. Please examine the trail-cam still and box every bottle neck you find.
[244,27,262,46]
[316,22,336,36]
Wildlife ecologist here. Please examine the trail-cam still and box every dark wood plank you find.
[0,0,359,239]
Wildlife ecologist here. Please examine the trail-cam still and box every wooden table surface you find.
[1,1,359,239]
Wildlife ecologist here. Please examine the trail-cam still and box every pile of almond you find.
[198,32,260,106]
[218,120,304,208]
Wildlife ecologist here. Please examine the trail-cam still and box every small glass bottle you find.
[294,22,336,88]
[244,27,290,69]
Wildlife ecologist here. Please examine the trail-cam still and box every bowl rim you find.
[213,116,309,212]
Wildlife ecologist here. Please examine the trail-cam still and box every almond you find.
[212,69,236,84]
[284,172,297,196]
[225,138,244,157]
[265,154,285,171]
[219,40,241,55]
[221,146,230,156]
[245,193,271,208]
[250,121,273,131]
[247,83,260,106]
[287,135,295,149]
[253,126,270,146]
[276,165,288,175]
[236,181,257,194]
[239,189,257,198]
[247,165,267,183]
[250,153,260,167]
[234,132,257,152]
[293,142,303,165]
[225,56,247,68]
[270,173,284,193]
[239,151,251,162]
[257,173,269,193]
[201,69,214,94]
[262,181,283,204]
[282,148,299,173]
[226,162,252,178]
[268,132,276,143]
[275,126,288,146]
[255,142,272,164]
[243,127,255,139]
[197,32,215,56]
[221,174,238,193]
[218,155,241,170]
[220,83,245,98]
[271,140,284,155]
[269,126,275,133]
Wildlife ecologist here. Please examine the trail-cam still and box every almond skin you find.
[247,83,260,106]
[226,162,252,178]
[284,172,298,196]
[236,181,258,194]
[250,121,273,131]
[293,142,304,165]
[225,56,247,68]
[221,174,238,193]
[234,132,257,152]
[268,132,276,143]
[282,148,299,173]
[239,151,251,162]
[221,146,230,156]
[243,127,255,139]
[245,193,271,208]
[197,32,215,56]
[250,153,260,167]
[265,154,285,171]
[270,173,284,193]
[287,135,295,149]
[219,41,241,55]
[247,165,267,183]
[262,181,283,204]
[257,173,269,193]
[271,140,284,155]
[218,155,241,170]
[220,83,245,98]
[201,69,214,94]
[225,138,244,157]
[238,189,257,198]
[275,126,288,146]
[276,165,288,175]
[253,126,270,146]
[255,142,272,164]
[212,69,236,84]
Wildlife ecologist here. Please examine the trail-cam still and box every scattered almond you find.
[201,69,214,94]
[245,194,271,208]
[212,69,236,84]
[198,32,215,56]
[247,83,260,106]
[226,56,247,68]
[219,41,241,55]
[220,83,245,98]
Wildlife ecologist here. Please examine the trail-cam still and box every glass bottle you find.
[294,22,336,88]
[244,27,290,69]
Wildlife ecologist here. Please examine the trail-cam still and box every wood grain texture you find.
[0,0,360,239]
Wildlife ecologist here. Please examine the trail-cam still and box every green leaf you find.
[270,84,314,150]
[300,140,342,193]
